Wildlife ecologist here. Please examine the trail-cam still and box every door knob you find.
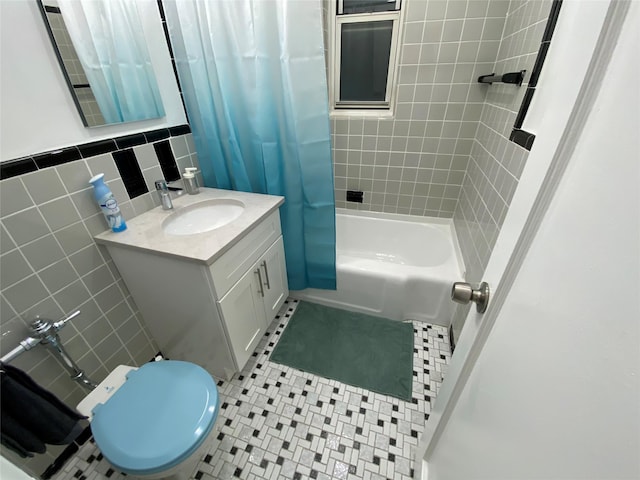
[451,281,490,313]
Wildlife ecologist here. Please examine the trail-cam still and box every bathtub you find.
[292,209,465,327]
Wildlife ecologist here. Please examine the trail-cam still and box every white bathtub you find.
[292,209,465,327]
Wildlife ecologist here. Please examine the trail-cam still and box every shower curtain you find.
[58,0,165,123]
[164,0,336,290]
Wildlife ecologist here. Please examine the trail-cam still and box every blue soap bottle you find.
[89,174,127,232]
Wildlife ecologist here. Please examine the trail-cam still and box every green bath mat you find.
[270,301,414,401]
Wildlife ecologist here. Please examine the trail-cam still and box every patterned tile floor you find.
[52,299,451,480]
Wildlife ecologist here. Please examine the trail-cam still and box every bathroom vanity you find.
[95,188,288,380]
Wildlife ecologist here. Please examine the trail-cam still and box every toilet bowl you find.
[77,360,219,480]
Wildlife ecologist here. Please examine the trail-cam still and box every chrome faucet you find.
[155,180,173,210]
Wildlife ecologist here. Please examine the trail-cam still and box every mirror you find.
[37,0,165,127]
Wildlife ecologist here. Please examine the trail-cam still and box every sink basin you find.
[162,199,245,235]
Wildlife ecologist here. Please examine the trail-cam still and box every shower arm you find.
[1,311,98,391]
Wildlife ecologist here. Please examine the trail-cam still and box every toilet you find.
[77,360,219,480]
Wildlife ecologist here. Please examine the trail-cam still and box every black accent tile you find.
[346,409,353,417]
[217,432,225,441]
[390,438,396,446]
[306,433,314,441]
[514,87,536,129]
[105,468,114,478]
[316,400,323,408]
[144,128,170,143]
[425,385,431,391]
[115,133,147,150]
[388,453,395,462]
[295,407,302,415]
[233,468,242,477]
[169,124,191,136]
[41,442,78,480]
[510,129,536,151]
[194,472,203,480]
[1,157,37,180]
[245,444,253,453]
[242,388,248,395]
[411,429,418,438]
[44,5,61,13]
[277,456,284,466]
[79,139,117,158]
[330,399,336,405]
[222,402,229,409]
[33,147,82,169]
[230,446,238,455]
[291,420,298,427]
[260,459,268,469]
[378,419,385,427]
[359,407,366,414]
[204,454,213,463]
[391,417,398,425]
[283,440,290,450]
[154,140,180,182]
[74,426,93,445]
[324,417,331,424]
[267,398,274,405]
[276,422,283,431]
[314,452,322,462]
[333,387,339,394]
[225,418,233,425]
[74,470,82,478]
[542,0,563,42]
[306,379,312,385]
[392,405,399,412]
[156,0,166,20]
[87,455,96,463]
[252,429,260,437]
[321,431,328,439]
[412,397,419,404]
[362,395,368,402]
[112,149,148,199]
[349,465,357,474]
[338,444,346,453]
[373,455,380,465]
[310,470,318,479]
[353,440,360,450]
[293,473,301,480]
[235,400,241,406]
[529,42,550,88]
[96,453,103,461]
[355,426,363,435]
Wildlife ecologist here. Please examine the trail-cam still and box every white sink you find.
[162,199,245,235]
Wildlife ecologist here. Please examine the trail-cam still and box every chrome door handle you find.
[451,281,490,313]
[255,269,265,297]
[261,260,271,289]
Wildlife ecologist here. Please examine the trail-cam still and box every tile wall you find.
[451,0,554,337]
[0,127,199,477]
[331,0,509,216]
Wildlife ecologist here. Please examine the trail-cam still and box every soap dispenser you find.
[183,168,199,195]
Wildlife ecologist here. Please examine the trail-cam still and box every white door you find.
[417,1,639,479]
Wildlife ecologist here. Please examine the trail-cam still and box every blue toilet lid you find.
[91,361,219,475]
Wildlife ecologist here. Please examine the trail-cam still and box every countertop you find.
[94,188,284,265]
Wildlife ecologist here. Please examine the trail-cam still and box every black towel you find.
[0,363,86,457]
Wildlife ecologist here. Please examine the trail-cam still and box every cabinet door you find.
[258,236,289,322]
[218,266,268,371]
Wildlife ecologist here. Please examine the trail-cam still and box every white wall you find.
[0,1,186,161]
[424,2,640,478]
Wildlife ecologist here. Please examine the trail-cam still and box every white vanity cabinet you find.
[98,193,288,380]
[217,237,287,370]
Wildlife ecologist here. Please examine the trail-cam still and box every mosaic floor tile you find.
[52,299,451,480]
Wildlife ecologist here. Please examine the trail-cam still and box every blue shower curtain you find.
[165,0,336,290]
